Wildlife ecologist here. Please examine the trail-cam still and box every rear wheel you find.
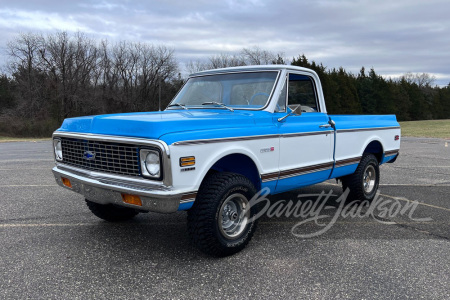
[187,172,259,257]
[86,200,139,222]
[342,154,380,202]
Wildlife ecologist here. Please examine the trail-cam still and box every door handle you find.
[319,124,331,128]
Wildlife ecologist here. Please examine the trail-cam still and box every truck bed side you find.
[329,114,401,179]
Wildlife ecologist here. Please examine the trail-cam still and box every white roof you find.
[190,65,318,77]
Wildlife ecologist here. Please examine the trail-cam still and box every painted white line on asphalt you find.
[323,182,450,211]
[403,166,450,168]
[0,185,58,187]
[0,168,50,171]
[379,194,450,212]
[0,159,54,162]
[323,182,450,187]
[0,223,95,228]
[0,152,52,156]
[380,184,450,187]
[0,223,184,228]
[1,221,445,228]
[383,166,450,168]
[259,221,447,225]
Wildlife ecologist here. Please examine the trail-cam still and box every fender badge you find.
[260,147,275,153]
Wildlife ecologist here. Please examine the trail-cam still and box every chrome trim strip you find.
[261,157,363,182]
[261,171,279,182]
[334,162,359,168]
[336,126,400,133]
[180,192,197,203]
[57,164,171,191]
[52,131,170,155]
[53,167,182,213]
[166,70,281,112]
[52,131,173,187]
[281,131,333,138]
[278,166,333,180]
[279,162,334,178]
[384,149,400,156]
[173,126,399,146]
[179,199,195,204]
[334,156,362,168]
[191,68,282,77]
[173,134,280,146]
[261,161,334,182]
[172,131,332,146]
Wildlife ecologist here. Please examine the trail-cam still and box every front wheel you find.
[86,200,139,222]
[187,172,259,257]
[342,154,380,202]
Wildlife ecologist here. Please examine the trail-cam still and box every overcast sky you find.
[0,0,449,85]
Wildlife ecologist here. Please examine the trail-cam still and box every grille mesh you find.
[60,137,141,177]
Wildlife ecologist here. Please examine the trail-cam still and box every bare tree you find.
[6,33,45,118]
[208,53,245,69]
[184,46,286,74]
[401,72,436,88]
[37,31,100,120]
[240,46,281,65]
[185,60,210,74]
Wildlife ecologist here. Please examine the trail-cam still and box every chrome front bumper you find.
[53,164,195,213]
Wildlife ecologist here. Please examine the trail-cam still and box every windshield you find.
[168,71,279,110]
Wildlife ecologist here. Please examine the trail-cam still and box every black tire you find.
[86,199,139,222]
[341,154,380,202]
[187,172,259,257]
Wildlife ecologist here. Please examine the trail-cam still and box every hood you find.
[57,109,268,139]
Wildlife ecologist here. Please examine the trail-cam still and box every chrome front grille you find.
[60,137,140,177]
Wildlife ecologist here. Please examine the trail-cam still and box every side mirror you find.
[289,104,302,116]
[277,105,301,122]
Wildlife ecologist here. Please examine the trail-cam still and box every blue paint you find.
[329,115,399,131]
[382,154,397,164]
[274,169,332,194]
[56,110,278,144]
[261,181,277,193]
[330,163,358,179]
[178,201,194,211]
[56,110,399,148]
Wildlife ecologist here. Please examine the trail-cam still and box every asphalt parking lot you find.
[0,137,449,299]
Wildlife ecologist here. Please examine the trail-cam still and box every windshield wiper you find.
[201,102,234,112]
[167,103,188,110]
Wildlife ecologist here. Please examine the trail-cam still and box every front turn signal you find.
[121,194,142,206]
[180,156,195,167]
[61,177,72,188]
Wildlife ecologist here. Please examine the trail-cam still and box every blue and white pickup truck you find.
[52,65,400,256]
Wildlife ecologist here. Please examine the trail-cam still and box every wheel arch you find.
[200,152,262,191]
[362,139,384,163]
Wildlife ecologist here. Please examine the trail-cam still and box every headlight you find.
[140,149,161,179]
[53,139,63,161]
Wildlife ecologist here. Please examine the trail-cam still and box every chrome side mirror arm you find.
[277,105,301,122]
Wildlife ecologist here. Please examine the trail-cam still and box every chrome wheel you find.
[363,165,376,193]
[218,193,250,239]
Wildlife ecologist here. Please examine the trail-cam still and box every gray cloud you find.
[0,0,449,85]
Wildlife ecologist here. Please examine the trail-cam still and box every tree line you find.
[291,55,449,121]
[0,31,448,137]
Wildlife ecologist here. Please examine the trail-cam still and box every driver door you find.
[275,73,334,193]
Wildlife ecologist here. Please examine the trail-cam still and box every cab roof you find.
[190,65,318,77]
